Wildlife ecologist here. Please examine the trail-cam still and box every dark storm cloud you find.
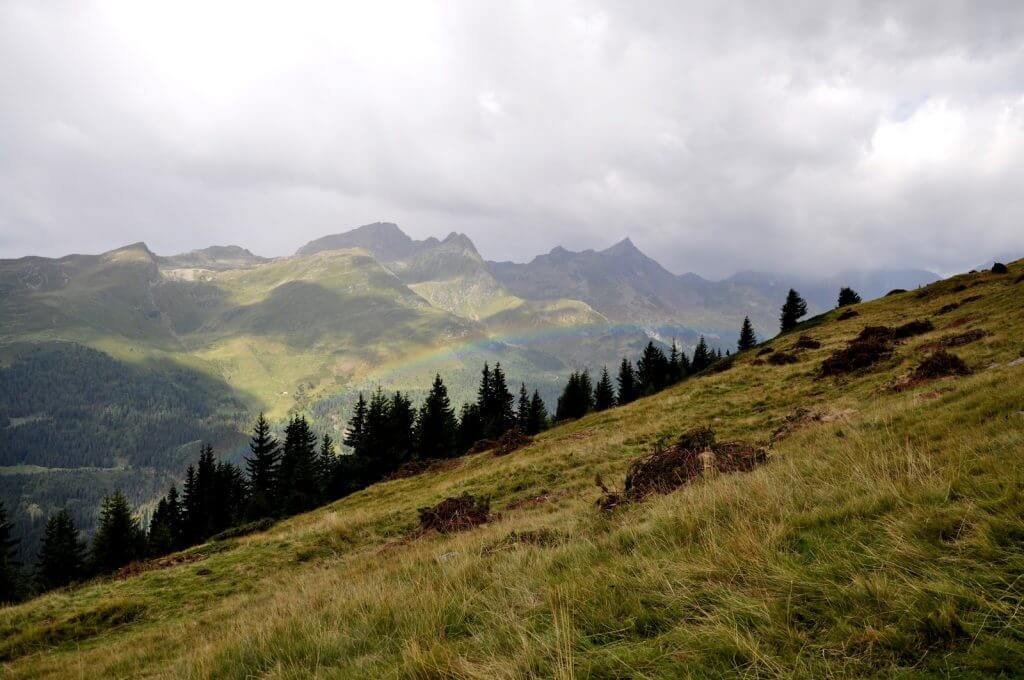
[1,0,1022,276]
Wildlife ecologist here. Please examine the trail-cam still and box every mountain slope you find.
[298,223,608,326]
[489,238,780,332]
[727,267,941,311]
[489,240,940,336]
[3,261,1021,678]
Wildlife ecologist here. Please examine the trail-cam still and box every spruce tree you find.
[212,461,246,532]
[278,416,320,514]
[526,390,548,435]
[416,374,459,459]
[457,402,484,453]
[617,357,637,405]
[476,363,493,419]
[487,363,516,437]
[0,499,20,603]
[316,433,336,498]
[636,342,668,394]
[180,465,199,543]
[780,288,808,332]
[837,287,862,308]
[357,388,393,482]
[668,340,683,384]
[386,392,416,469]
[91,490,145,574]
[691,336,712,373]
[343,394,367,454]
[147,487,182,557]
[593,366,615,411]
[182,444,217,542]
[737,316,757,351]
[37,508,86,590]
[555,371,593,421]
[517,383,530,432]
[245,413,280,520]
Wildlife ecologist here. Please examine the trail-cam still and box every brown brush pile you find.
[822,319,936,376]
[936,302,960,315]
[939,329,986,348]
[893,319,935,339]
[795,335,822,350]
[837,308,860,321]
[820,335,894,376]
[601,427,768,506]
[757,347,775,356]
[116,552,205,579]
[417,494,492,534]
[1015,273,1024,284]
[494,429,533,456]
[952,283,968,292]
[767,351,800,366]
[913,351,972,380]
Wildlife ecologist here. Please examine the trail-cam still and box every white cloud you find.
[1,0,1023,276]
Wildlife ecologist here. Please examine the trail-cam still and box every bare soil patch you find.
[939,329,987,348]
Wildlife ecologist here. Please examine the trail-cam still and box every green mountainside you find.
[1,260,1021,678]
[0,225,940,567]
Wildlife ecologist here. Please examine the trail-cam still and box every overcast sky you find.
[1,1,1023,277]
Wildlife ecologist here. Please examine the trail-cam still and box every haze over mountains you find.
[0,221,941,561]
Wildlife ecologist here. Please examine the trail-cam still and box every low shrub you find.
[767,351,799,366]
[886,288,907,296]
[991,262,1009,274]
[820,337,894,376]
[618,428,768,502]
[494,429,532,456]
[913,351,971,380]
[894,319,935,339]
[417,494,491,534]
[795,335,822,350]
[837,308,860,321]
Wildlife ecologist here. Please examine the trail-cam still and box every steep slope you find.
[489,238,778,333]
[157,245,267,272]
[490,240,940,337]
[727,268,941,311]
[3,261,1021,678]
[0,245,485,562]
[297,223,608,326]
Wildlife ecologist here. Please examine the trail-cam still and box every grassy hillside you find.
[2,263,1021,677]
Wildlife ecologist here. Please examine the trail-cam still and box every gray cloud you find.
[1,0,1023,277]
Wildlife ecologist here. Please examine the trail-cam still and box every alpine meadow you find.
[2,2,1024,678]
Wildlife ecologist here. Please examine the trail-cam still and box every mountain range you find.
[0,222,940,560]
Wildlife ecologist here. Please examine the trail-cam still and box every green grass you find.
[1,264,1023,678]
